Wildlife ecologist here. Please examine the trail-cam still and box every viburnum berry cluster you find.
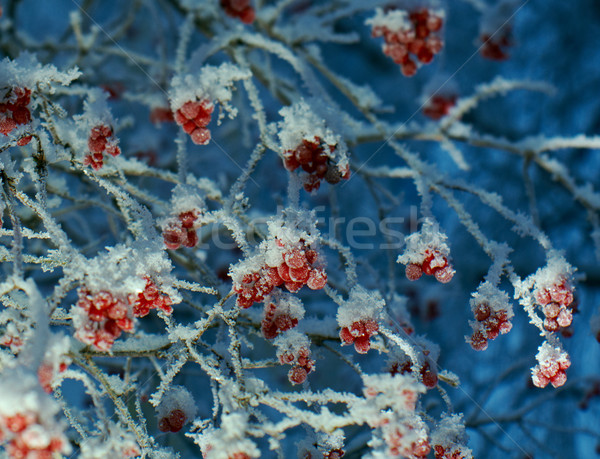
[367,7,444,77]
[277,100,350,193]
[531,342,571,388]
[275,330,315,385]
[220,0,255,24]
[535,275,575,333]
[192,412,260,459]
[0,370,71,459]
[389,338,440,389]
[72,278,173,351]
[384,421,431,458]
[397,219,455,284]
[230,210,327,308]
[163,210,202,250]
[282,137,350,192]
[480,31,512,61]
[84,124,121,170]
[174,99,214,145]
[36,335,71,393]
[431,414,473,459]
[467,282,514,351]
[337,286,383,354]
[0,87,32,145]
[260,292,304,339]
[423,93,457,120]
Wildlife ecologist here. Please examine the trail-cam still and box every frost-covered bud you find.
[397,219,455,284]
[156,386,197,433]
[337,286,383,354]
[531,342,571,388]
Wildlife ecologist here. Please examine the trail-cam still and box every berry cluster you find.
[434,445,471,459]
[283,137,350,192]
[84,124,121,170]
[468,302,512,351]
[404,248,455,284]
[480,30,511,61]
[279,346,315,385]
[531,342,571,389]
[536,279,574,333]
[232,240,327,309]
[339,319,379,354]
[74,289,135,351]
[370,8,444,77]
[0,87,32,145]
[384,423,431,458]
[37,362,68,394]
[220,0,255,24]
[74,280,173,351]
[159,409,186,433]
[228,454,251,459]
[391,359,438,389]
[131,277,173,317]
[324,449,345,459]
[261,301,299,340]
[163,210,201,250]
[423,94,457,120]
[1,413,69,459]
[174,99,214,145]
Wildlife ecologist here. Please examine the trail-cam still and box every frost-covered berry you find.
[283,137,350,192]
[84,124,120,170]
[531,342,571,388]
[367,7,445,77]
[72,288,135,351]
[275,330,315,385]
[423,94,457,120]
[389,337,440,389]
[383,420,431,458]
[479,2,514,60]
[398,219,455,284]
[337,286,383,354]
[467,283,513,351]
[220,0,255,24]
[150,106,174,124]
[261,293,304,339]
[174,99,214,145]
[162,207,203,250]
[156,386,197,434]
[0,87,33,144]
[131,277,173,317]
[480,32,512,60]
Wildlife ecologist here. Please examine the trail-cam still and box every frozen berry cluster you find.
[480,30,511,61]
[370,8,444,77]
[220,0,255,24]
[84,124,121,170]
[324,449,345,459]
[279,346,315,385]
[37,362,68,394]
[131,277,173,317]
[0,87,32,145]
[261,301,299,340]
[158,409,186,433]
[468,302,512,351]
[392,359,438,389]
[74,289,135,351]
[434,445,471,459]
[163,210,201,250]
[531,343,571,389]
[339,319,379,354]
[405,248,455,284]
[536,279,574,333]
[174,99,214,145]
[384,423,431,458]
[283,137,350,192]
[423,94,457,120]
[1,413,69,459]
[232,240,327,309]
[74,280,173,351]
